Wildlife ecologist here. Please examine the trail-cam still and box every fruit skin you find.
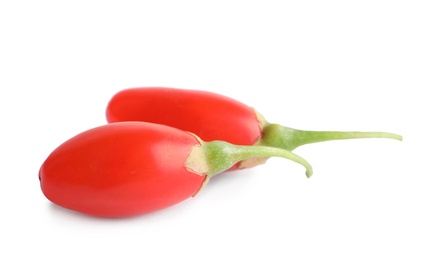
[39,122,205,217]
[105,87,262,146]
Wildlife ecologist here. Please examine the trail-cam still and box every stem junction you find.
[185,140,313,192]
[258,120,402,151]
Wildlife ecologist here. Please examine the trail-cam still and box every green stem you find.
[260,123,403,151]
[185,140,313,180]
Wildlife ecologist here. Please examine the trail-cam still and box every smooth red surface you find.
[106,87,262,146]
[39,122,205,217]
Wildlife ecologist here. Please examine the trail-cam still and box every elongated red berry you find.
[106,87,402,168]
[39,122,312,217]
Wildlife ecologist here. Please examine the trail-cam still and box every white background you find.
[1,1,433,259]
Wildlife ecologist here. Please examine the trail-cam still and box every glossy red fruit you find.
[106,87,402,169]
[39,122,205,217]
[106,87,261,146]
[39,122,313,217]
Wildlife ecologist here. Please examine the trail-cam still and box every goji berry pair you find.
[39,87,402,217]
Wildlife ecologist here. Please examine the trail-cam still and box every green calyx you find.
[255,112,402,151]
[185,139,313,192]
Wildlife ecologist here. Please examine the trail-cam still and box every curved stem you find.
[260,123,403,151]
[185,140,313,179]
